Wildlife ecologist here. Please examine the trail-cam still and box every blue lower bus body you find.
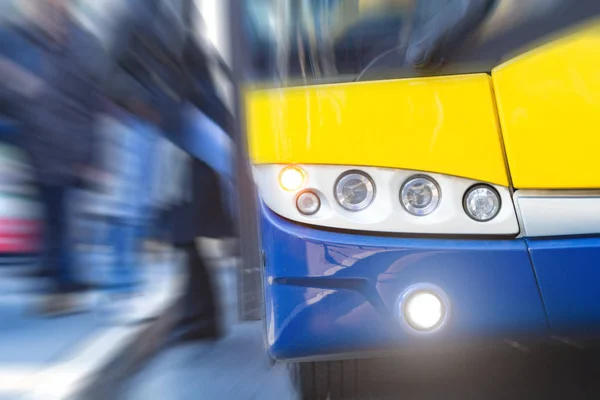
[260,203,600,361]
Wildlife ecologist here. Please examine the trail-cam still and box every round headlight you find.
[400,176,440,216]
[464,185,501,222]
[334,171,375,211]
[296,191,320,215]
[279,166,306,192]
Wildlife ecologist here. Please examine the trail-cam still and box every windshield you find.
[0,0,22,25]
[244,0,413,85]
[243,0,600,87]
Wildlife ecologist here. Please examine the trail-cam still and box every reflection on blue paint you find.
[260,203,549,361]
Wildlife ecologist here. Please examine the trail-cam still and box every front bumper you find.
[261,204,551,361]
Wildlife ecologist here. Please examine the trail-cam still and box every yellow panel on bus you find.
[246,74,509,186]
[493,21,600,189]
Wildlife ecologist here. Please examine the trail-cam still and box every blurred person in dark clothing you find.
[0,0,107,315]
[109,0,235,339]
[91,110,159,323]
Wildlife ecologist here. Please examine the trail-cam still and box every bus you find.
[239,0,600,397]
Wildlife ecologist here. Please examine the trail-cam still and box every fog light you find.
[279,166,306,192]
[403,291,446,332]
[296,191,320,215]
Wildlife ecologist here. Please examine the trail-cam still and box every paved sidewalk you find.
[120,322,297,400]
[0,263,92,399]
[0,252,181,400]
[119,255,298,400]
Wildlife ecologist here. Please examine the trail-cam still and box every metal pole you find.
[228,0,263,321]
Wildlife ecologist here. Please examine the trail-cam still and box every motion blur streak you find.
[2,0,600,399]
[0,0,237,398]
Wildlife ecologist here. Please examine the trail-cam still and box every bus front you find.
[242,0,600,394]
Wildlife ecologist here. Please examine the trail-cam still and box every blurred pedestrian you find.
[97,110,149,301]
[2,0,107,315]
[148,134,179,257]
[109,0,235,339]
[74,100,161,324]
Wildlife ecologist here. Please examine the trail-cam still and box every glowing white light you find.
[405,292,444,331]
[279,166,306,192]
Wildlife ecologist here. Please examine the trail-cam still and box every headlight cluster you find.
[284,166,502,222]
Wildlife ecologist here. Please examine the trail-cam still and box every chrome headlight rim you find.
[400,175,441,216]
[334,170,376,212]
[463,183,502,222]
[295,190,321,216]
